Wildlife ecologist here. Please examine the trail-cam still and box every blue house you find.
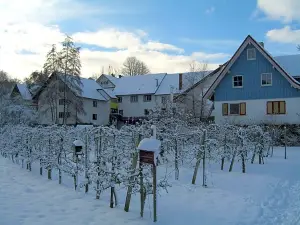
[204,35,300,125]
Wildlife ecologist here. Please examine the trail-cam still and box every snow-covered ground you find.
[1,147,300,225]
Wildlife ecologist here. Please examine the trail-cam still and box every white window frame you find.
[232,75,243,88]
[247,48,256,60]
[93,100,97,107]
[130,95,138,103]
[143,95,152,102]
[229,103,240,115]
[261,73,272,86]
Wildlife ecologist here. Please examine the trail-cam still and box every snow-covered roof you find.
[57,74,107,101]
[17,84,32,100]
[103,75,119,85]
[113,73,167,95]
[138,138,161,152]
[274,55,300,77]
[101,88,116,98]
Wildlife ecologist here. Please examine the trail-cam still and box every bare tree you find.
[121,57,150,76]
[181,60,208,120]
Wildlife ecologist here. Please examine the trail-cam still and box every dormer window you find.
[233,75,243,88]
[247,48,256,60]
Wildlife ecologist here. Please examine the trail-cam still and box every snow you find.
[103,75,119,85]
[73,140,84,146]
[274,54,300,77]
[1,147,300,225]
[79,78,107,101]
[17,84,32,100]
[57,73,107,101]
[113,73,166,95]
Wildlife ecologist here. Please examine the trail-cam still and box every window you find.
[267,101,286,115]
[111,108,118,113]
[230,104,240,115]
[144,95,152,102]
[59,99,64,105]
[247,48,256,60]
[58,112,70,118]
[117,97,122,103]
[130,95,138,103]
[59,85,64,92]
[144,109,149,115]
[93,100,97,107]
[261,73,272,86]
[58,99,70,105]
[233,75,243,88]
[161,96,167,104]
[119,110,123,115]
[222,102,246,116]
[92,114,97,120]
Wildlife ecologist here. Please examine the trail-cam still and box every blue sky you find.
[1,0,300,79]
[58,0,300,56]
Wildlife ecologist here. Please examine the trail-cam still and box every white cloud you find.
[266,26,300,44]
[73,29,184,53]
[205,6,215,14]
[0,0,228,80]
[256,0,300,22]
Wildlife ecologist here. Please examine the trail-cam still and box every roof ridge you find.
[154,73,168,94]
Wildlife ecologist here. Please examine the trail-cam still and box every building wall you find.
[78,98,110,125]
[214,98,300,125]
[37,77,110,126]
[117,94,170,118]
[214,44,300,102]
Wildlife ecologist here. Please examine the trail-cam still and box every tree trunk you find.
[40,159,43,175]
[241,153,246,173]
[251,146,256,164]
[229,150,236,172]
[192,131,206,184]
[175,138,179,180]
[124,152,139,212]
[48,168,52,180]
[221,157,225,170]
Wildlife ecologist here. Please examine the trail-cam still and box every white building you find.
[97,72,213,120]
[34,73,111,126]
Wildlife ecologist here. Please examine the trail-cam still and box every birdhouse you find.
[138,138,161,165]
[73,140,84,155]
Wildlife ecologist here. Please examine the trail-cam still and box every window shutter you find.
[267,101,272,114]
[240,102,246,115]
[222,103,228,116]
[279,101,286,114]
[273,101,279,114]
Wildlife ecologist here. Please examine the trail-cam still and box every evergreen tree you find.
[43,44,60,77]
[59,35,83,124]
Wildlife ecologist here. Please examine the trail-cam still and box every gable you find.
[214,43,300,101]
[97,75,116,88]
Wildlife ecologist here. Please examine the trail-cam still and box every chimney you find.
[259,42,264,48]
[179,73,183,90]
[119,75,123,78]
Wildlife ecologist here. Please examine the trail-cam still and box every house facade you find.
[34,73,111,126]
[205,35,300,125]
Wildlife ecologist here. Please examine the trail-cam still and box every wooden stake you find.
[153,164,157,222]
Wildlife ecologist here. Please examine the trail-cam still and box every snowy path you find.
[0,157,147,225]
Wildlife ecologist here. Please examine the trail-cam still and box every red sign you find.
[140,150,154,165]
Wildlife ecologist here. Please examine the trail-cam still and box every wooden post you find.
[174,137,179,180]
[85,132,89,193]
[284,126,287,159]
[153,164,157,222]
[40,159,43,175]
[140,163,144,218]
[192,132,204,184]
[124,134,141,212]
[202,130,207,187]
[271,129,274,157]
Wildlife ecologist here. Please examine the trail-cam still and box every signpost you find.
[138,125,160,223]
